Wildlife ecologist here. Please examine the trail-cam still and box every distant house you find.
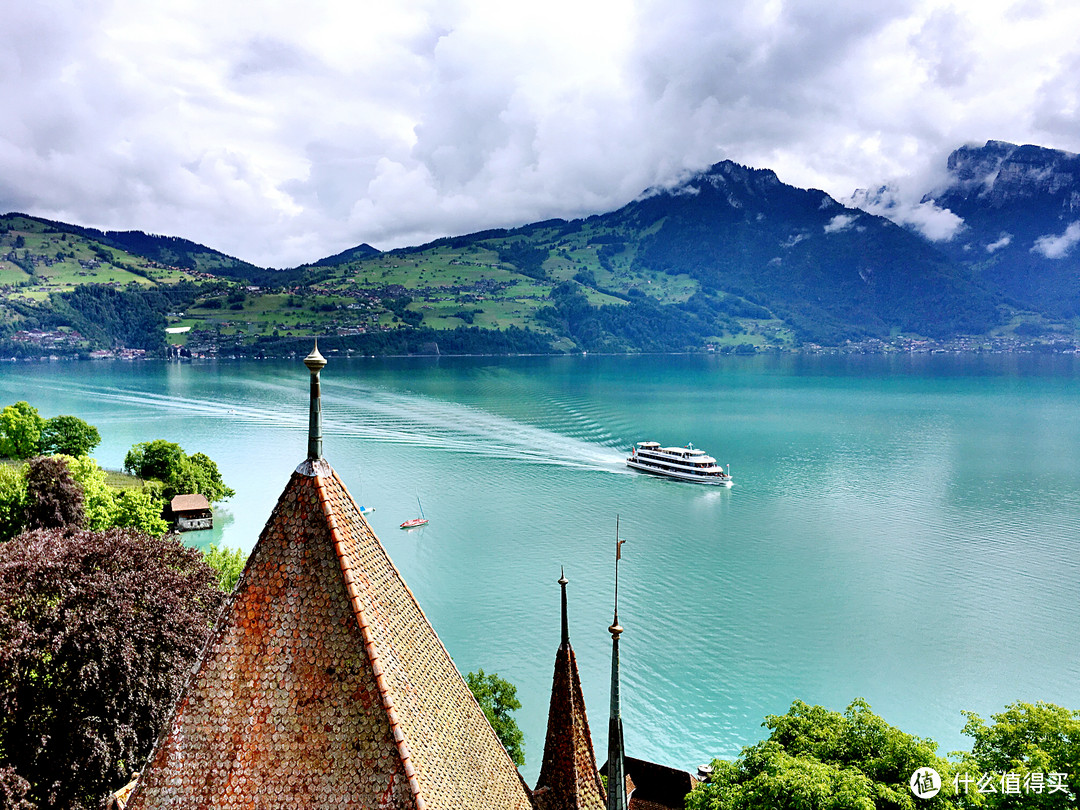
[169,494,212,531]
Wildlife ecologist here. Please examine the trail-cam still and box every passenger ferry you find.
[626,441,733,486]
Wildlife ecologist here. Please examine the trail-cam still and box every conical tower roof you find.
[533,571,606,810]
[128,354,533,809]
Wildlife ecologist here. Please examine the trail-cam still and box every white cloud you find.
[1032,221,1080,259]
[1,0,1080,266]
[986,233,1012,253]
[824,214,857,234]
[847,186,964,242]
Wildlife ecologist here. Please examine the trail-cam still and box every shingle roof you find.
[169,493,210,513]
[533,578,605,810]
[128,460,534,809]
[534,643,606,810]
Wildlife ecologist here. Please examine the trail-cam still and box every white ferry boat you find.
[626,441,733,486]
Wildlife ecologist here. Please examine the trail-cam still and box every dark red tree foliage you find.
[24,455,84,532]
[0,528,225,810]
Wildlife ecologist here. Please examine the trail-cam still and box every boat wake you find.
[51,380,627,473]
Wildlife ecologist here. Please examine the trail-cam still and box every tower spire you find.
[304,340,326,461]
[607,517,627,810]
[535,568,606,810]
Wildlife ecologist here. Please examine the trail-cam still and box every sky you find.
[3,0,1079,268]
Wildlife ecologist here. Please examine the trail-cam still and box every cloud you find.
[824,214,857,234]
[847,187,964,241]
[1,0,1080,266]
[1031,221,1080,259]
[986,233,1012,253]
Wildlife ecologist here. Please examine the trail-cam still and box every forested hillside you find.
[3,144,1079,357]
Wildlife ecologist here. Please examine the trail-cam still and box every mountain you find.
[594,161,999,343]
[9,214,259,278]
[916,141,1080,319]
[10,146,1080,357]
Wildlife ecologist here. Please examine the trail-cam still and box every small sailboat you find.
[399,496,428,529]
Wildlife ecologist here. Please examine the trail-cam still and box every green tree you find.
[465,669,525,767]
[112,488,169,536]
[204,544,247,592]
[0,464,28,542]
[63,455,118,531]
[686,699,961,810]
[0,527,224,809]
[39,415,101,457]
[0,402,45,460]
[124,439,184,481]
[124,441,233,503]
[956,702,1079,808]
[170,452,234,503]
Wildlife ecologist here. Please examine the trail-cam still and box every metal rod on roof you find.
[304,340,327,460]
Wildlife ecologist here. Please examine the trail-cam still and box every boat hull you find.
[400,518,429,529]
[626,459,733,487]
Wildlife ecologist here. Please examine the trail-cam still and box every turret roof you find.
[128,363,533,809]
[533,573,606,810]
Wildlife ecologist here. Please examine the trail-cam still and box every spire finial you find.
[607,516,627,810]
[609,515,625,638]
[558,567,569,649]
[304,340,326,460]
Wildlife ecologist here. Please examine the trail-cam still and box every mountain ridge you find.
[3,140,1079,356]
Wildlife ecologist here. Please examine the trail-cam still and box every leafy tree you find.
[203,543,247,592]
[170,452,234,503]
[956,702,1079,808]
[124,439,184,482]
[465,669,526,767]
[24,456,84,532]
[0,464,28,542]
[124,441,233,503]
[686,699,960,810]
[0,527,225,809]
[0,402,45,460]
[61,456,169,536]
[0,766,34,810]
[112,488,169,536]
[63,455,118,531]
[39,415,101,457]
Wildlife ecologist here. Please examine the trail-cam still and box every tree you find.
[203,544,247,592]
[0,766,34,810]
[686,699,960,810]
[957,702,1079,808]
[112,488,169,536]
[124,439,183,482]
[39,415,101,457]
[24,456,84,532]
[0,402,45,460]
[63,455,118,531]
[123,440,233,503]
[0,464,28,542]
[0,527,225,809]
[465,669,526,767]
[61,455,169,537]
[170,452,234,503]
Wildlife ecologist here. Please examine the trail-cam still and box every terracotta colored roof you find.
[169,493,210,512]
[128,460,534,809]
[533,634,605,810]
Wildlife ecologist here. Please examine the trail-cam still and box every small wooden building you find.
[169,494,212,531]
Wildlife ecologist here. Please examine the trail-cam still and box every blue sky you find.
[3,0,1079,266]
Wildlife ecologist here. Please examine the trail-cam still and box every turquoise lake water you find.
[3,353,1079,781]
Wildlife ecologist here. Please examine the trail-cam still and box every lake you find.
[3,352,1079,782]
